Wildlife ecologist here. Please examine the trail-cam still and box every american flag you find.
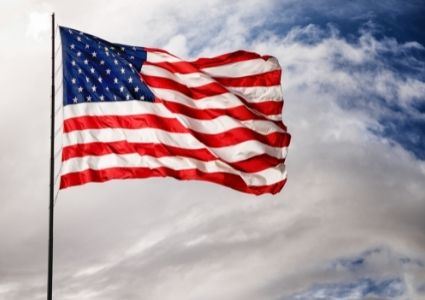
[59,26,291,195]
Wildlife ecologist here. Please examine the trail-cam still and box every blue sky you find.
[263,0,425,160]
[0,1,424,299]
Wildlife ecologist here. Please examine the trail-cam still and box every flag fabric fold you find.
[59,26,291,195]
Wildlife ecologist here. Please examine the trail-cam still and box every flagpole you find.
[48,12,55,300]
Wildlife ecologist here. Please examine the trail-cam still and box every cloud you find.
[287,278,405,300]
[25,4,51,41]
[257,24,425,159]
[0,0,424,299]
[283,247,425,299]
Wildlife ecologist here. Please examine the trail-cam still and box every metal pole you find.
[48,12,55,300]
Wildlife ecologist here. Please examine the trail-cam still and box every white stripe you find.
[151,87,280,113]
[229,86,283,101]
[146,51,182,63]
[151,87,282,113]
[201,57,280,78]
[64,102,284,135]
[141,66,283,103]
[141,65,214,87]
[64,101,173,119]
[174,115,284,135]
[61,153,286,186]
[265,114,282,121]
[150,87,245,109]
[63,128,287,162]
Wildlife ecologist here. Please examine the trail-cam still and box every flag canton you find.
[60,26,155,106]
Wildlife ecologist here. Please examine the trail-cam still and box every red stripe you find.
[62,141,214,161]
[159,92,284,124]
[159,100,281,122]
[214,69,281,87]
[144,47,174,54]
[142,56,283,119]
[143,74,284,119]
[144,49,273,71]
[62,141,283,173]
[143,75,228,99]
[246,101,284,118]
[230,94,284,125]
[191,50,271,69]
[63,115,291,148]
[64,114,187,133]
[144,62,281,88]
[144,61,200,74]
[143,74,283,105]
[60,167,287,195]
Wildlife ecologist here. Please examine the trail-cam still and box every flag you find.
[59,26,291,195]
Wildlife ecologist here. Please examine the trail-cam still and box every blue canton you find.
[60,26,155,106]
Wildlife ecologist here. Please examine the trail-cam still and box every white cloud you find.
[163,34,188,58]
[0,0,424,299]
[26,10,50,41]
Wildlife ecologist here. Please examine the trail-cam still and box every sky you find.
[0,0,424,299]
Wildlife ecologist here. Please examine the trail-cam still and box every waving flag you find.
[59,27,291,195]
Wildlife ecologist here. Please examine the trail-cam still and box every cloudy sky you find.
[1,0,424,299]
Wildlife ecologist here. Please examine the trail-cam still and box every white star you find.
[126,94,130,100]
[78,86,83,92]
[71,78,77,84]
[77,51,81,57]
[90,67,95,73]
[104,47,109,52]
[128,77,133,83]
[72,96,78,103]
[70,44,75,49]
[114,59,118,65]
[92,51,97,58]
[85,76,90,83]
[68,29,73,34]
[71,60,76,66]
[105,86,110,91]
[134,86,139,92]
[120,68,125,74]
[106,69,111,75]
[77,36,81,42]
[120,86,124,92]
[98,76,103,83]
[113,95,117,100]
[114,78,118,84]
[84,59,88,65]
[105,51,110,57]
[140,95,145,100]
[121,47,125,51]
[78,68,82,74]
[100,60,105,65]
[85,44,89,49]
[132,46,136,51]
[92,85,97,92]
[100,95,105,101]
[130,56,134,60]
[86,95,92,102]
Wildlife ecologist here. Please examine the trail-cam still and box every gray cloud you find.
[0,1,424,299]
